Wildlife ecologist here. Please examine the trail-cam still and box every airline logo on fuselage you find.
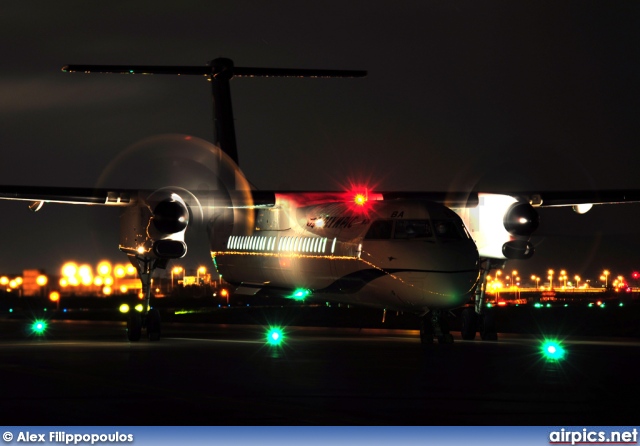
[307,215,370,229]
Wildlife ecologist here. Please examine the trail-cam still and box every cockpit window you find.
[432,220,466,240]
[364,219,393,239]
[393,220,433,239]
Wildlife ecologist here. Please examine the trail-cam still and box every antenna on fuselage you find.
[63,58,366,173]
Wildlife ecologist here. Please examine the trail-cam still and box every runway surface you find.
[1,318,639,426]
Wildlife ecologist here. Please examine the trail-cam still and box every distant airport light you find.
[36,275,48,287]
[126,264,137,276]
[0,276,8,286]
[97,261,112,276]
[114,265,126,279]
[61,262,78,278]
[119,304,130,313]
[134,304,144,312]
[102,286,112,295]
[49,291,60,302]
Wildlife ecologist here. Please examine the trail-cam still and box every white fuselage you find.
[210,195,480,313]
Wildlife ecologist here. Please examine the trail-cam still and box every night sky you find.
[1,2,639,282]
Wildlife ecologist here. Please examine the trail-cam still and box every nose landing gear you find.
[419,310,454,345]
[126,255,166,342]
[460,258,501,341]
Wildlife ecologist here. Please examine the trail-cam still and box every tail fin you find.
[63,58,366,169]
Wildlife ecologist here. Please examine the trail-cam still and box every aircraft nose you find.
[425,240,479,308]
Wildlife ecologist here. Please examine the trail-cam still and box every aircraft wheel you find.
[146,308,161,341]
[479,308,498,341]
[437,333,454,344]
[461,307,478,340]
[127,312,142,342]
[419,315,434,345]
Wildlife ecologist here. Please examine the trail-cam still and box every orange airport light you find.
[114,264,126,279]
[97,261,112,276]
[36,275,48,287]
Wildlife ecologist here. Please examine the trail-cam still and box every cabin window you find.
[393,220,433,239]
[364,220,393,239]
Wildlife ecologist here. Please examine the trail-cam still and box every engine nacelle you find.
[119,191,189,259]
[452,193,539,260]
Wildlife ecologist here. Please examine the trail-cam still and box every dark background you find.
[0,1,639,282]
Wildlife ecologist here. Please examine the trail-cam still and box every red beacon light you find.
[354,192,368,206]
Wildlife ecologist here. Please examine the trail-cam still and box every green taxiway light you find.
[290,288,311,301]
[266,327,284,346]
[31,320,47,335]
[541,340,566,361]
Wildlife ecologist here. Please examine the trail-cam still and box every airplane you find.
[2,57,640,344]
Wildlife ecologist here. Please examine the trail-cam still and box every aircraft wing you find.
[374,189,640,208]
[515,190,640,208]
[1,184,639,209]
[0,185,137,209]
[0,185,279,210]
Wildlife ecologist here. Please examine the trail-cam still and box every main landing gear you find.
[126,255,166,342]
[460,258,501,341]
[419,259,502,347]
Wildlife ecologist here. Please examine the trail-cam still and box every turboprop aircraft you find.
[2,58,639,344]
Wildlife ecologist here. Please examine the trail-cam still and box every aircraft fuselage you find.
[210,195,480,313]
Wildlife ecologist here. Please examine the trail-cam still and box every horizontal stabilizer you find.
[63,64,367,79]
